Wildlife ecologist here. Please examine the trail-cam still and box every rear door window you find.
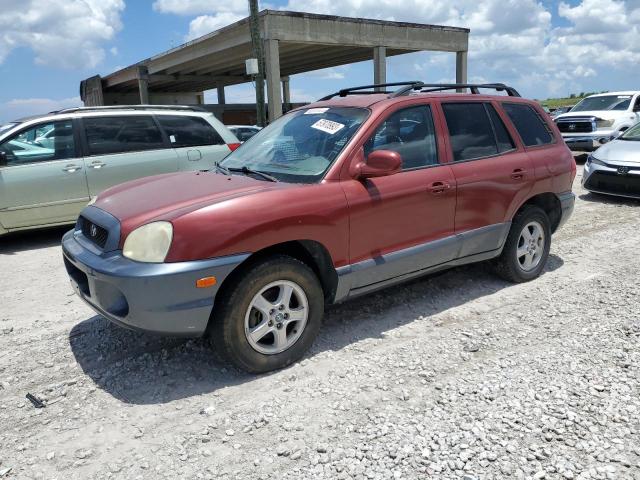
[156,115,225,147]
[364,105,438,170]
[486,104,515,153]
[502,103,554,147]
[83,116,165,155]
[442,103,498,161]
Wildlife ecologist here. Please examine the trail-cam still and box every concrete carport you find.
[81,10,469,122]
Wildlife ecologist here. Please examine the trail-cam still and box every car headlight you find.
[596,118,615,128]
[87,196,98,206]
[587,154,607,167]
[123,221,173,263]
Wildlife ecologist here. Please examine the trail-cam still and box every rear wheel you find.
[494,205,551,283]
[210,255,324,373]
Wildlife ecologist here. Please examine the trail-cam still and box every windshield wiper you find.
[214,162,231,175]
[228,166,278,182]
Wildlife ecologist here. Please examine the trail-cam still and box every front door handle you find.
[511,168,525,180]
[89,161,106,169]
[62,164,81,173]
[429,181,451,194]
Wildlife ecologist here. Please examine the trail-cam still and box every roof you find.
[588,91,640,97]
[93,10,469,95]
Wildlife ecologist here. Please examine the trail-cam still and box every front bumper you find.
[562,133,613,151]
[582,159,640,199]
[62,229,248,337]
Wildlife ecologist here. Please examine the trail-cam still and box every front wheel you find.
[210,255,324,373]
[494,205,551,283]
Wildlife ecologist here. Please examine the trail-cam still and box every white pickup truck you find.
[554,91,640,151]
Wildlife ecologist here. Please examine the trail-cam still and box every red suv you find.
[62,82,576,372]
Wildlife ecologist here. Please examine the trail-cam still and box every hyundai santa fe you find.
[62,82,576,373]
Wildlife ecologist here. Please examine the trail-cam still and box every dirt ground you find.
[0,164,639,480]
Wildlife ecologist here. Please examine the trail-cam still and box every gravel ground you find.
[0,164,639,480]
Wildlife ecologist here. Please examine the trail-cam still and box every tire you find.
[494,205,551,283]
[210,255,324,373]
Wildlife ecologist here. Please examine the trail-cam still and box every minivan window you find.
[0,120,75,165]
[364,105,438,169]
[83,116,165,156]
[503,103,554,147]
[156,115,224,148]
[442,103,499,161]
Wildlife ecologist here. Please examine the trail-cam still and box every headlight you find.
[123,221,173,263]
[596,118,614,128]
[587,155,607,167]
[87,196,98,206]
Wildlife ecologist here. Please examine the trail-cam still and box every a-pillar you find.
[265,39,282,122]
[373,46,386,91]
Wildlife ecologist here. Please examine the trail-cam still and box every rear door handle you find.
[511,168,525,180]
[89,161,106,169]
[62,164,81,173]
[429,181,451,194]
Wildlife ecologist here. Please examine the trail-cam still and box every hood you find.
[555,110,629,121]
[593,139,640,164]
[95,171,281,229]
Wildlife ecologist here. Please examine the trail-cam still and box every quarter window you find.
[503,103,554,146]
[83,116,165,155]
[0,120,75,165]
[156,115,225,147]
[442,103,499,161]
[364,105,438,170]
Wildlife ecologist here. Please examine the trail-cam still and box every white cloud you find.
[153,0,246,16]
[0,0,124,69]
[2,97,82,123]
[186,12,245,40]
[302,67,347,80]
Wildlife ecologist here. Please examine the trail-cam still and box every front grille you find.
[80,216,109,248]
[556,120,593,133]
[585,171,640,197]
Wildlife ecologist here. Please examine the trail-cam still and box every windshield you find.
[220,107,369,183]
[571,95,632,112]
[620,123,640,141]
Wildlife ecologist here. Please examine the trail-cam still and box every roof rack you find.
[50,105,207,115]
[318,82,520,101]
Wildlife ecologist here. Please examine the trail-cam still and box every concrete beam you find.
[137,66,149,104]
[373,46,386,90]
[264,11,469,52]
[456,51,468,91]
[265,39,282,122]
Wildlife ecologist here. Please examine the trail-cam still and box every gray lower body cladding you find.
[62,229,248,337]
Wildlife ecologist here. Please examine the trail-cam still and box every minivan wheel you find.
[210,255,324,373]
[494,205,551,283]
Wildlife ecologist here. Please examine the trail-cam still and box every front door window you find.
[0,120,75,165]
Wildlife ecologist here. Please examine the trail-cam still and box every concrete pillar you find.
[456,51,468,92]
[217,84,226,105]
[137,66,149,104]
[373,46,386,91]
[264,39,282,122]
[281,76,290,112]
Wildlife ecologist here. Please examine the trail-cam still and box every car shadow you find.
[579,192,640,206]
[0,226,70,255]
[69,254,565,405]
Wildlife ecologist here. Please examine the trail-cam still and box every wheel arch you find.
[514,192,563,233]
[214,240,339,309]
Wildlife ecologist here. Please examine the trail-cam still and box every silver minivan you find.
[0,106,239,235]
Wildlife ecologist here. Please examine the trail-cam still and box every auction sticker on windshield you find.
[311,119,345,135]
[304,108,329,115]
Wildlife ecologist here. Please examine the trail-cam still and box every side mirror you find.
[354,150,402,179]
[0,151,7,167]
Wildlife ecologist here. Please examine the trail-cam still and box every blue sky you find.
[1,0,639,122]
